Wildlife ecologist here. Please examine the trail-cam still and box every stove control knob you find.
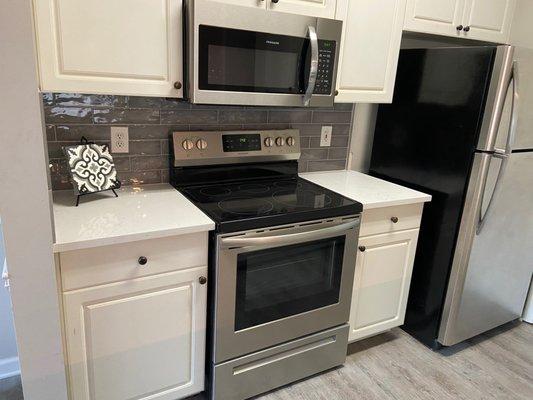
[286,136,295,146]
[196,139,208,150]
[182,139,194,151]
[275,137,285,146]
[264,137,274,147]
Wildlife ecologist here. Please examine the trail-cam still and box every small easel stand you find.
[76,188,119,207]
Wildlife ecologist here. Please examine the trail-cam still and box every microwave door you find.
[198,25,307,96]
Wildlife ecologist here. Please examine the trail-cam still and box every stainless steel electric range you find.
[170,129,362,400]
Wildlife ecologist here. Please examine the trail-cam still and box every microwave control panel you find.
[313,40,336,95]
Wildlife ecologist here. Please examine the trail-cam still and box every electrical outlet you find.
[110,126,129,153]
[320,126,332,147]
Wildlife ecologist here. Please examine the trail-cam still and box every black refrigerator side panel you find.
[369,47,495,347]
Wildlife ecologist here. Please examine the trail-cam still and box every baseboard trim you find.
[0,356,20,380]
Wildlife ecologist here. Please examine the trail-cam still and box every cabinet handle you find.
[174,81,182,90]
[463,26,470,32]
[271,0,279,3]
[199,276,207,285]
[391,216,399,223]
[456,25,464,31]
[358,246,366,252]
[138,256,148,266]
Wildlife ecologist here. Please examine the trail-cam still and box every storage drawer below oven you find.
[212,324,349,400]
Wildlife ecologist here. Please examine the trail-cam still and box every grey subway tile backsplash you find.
[307,160,347,172]
[312,111,352,124]
[44,93,354,190]
[160,109,218,124]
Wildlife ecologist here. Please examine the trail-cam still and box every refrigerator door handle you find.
[477,62,519,234]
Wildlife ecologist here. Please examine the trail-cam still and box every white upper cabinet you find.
[32,0,184,97]
[461,0,516,43]
[268,0,336,19]
[335,0,406,103]
[404,0,516,43]
[404,0,465,37]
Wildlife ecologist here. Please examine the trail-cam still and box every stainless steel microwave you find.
[184,0,342,107]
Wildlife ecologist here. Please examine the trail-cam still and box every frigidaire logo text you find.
[266,40,280,45]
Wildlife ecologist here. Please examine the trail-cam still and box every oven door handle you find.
[220,219,359,249]
[303,25,318,107]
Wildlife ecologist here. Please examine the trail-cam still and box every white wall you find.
[0,0,68,399]
[0,220,20,379]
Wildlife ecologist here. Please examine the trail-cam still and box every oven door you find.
[214,216,359,363]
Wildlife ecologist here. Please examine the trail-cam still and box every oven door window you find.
[235,236,345,331]
[199,25,310,94]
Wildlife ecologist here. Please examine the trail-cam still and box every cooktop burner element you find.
[237,184,270,194]
[219,197,274,216]
[272,190,333,209]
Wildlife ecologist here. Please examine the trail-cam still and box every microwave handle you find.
[303,26,318,106]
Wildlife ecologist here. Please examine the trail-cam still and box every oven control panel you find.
[173,129,301,166]
[313,40,336,95]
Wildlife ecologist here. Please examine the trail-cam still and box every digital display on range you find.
[222,134,262,152]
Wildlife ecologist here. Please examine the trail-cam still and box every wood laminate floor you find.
[1,321,531,400]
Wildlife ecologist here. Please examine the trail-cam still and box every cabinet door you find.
[33,0,183,98]
[63,266,207,400]
[461,0,516,43]
[349,229,419,342]
[404,0,465,37]
[267,0,336,19]
[335,0,406,103]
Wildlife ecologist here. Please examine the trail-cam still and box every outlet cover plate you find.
[320,126,332,147]
[111,126,129,153]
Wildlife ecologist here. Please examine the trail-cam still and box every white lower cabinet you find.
[63,266,207,400]
[348,205,422,342]
[59,234,208,400]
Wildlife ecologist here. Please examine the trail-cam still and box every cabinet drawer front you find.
[60,233,208,291]
[214,324,348,400]
[360,203,423,237]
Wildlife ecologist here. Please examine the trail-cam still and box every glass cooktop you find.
[177,177,362,233]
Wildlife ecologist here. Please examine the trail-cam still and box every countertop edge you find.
[360,196,432,210]
[53,223,215,253]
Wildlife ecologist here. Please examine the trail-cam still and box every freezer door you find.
[495,46,533,150]
[438,152,533,346]
[476,46,514,152]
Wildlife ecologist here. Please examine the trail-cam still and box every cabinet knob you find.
[391,216,399,223]
[199,276,207,285]
[174,81,182,90]
[271,0,279,3]
[358,246,366,252]
[138,256,148,266]
[334,90,339,96]
[456,25,464,31]
[463,26,470,32]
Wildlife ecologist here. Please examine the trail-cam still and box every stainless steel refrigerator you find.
[370,45,533,348]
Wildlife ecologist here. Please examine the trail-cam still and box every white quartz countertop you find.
[52,184,215,253]
[300,170,431,210]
